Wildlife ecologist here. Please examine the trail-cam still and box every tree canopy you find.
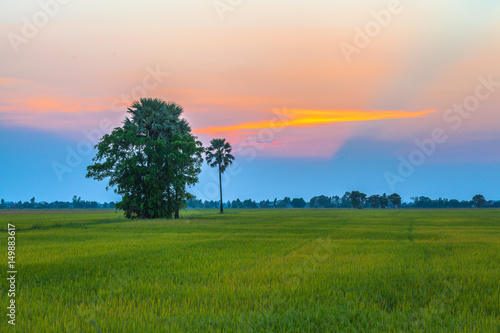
[86,98,203,219]
[349,191,367,209]
[291,198,307,208]
[388,193,402,208]
[472,194,487,208]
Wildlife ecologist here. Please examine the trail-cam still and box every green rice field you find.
[1,209,499,332]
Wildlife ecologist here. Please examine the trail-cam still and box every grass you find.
[1,209,499,332]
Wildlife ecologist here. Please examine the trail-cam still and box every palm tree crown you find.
[205,138,235,172]
[124,98,190,140]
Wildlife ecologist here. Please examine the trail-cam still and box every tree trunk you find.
[219,165,223,214]
[174,189,179,219]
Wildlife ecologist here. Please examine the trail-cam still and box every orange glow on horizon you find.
[195,109,437,135]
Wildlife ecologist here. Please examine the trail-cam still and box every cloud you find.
[195,109,436,135]
[0,77,30,87]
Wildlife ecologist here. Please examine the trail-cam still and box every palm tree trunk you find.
[219,164,223,214]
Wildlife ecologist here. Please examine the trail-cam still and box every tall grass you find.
[1,209,499,332]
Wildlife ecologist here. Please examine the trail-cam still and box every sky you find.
[1,0,499,203]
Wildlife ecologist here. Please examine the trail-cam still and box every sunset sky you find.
[1,0,499,203]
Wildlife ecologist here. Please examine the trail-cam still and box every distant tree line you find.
[0,196,115,210]
[2,194,496,211]
[186,193,498,210]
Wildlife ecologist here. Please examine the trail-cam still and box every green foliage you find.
[341,192,351,208]
[367,194,381,208]
[472,194,487,208]
[309,195,331,208]
[86,98,203,219]
[2,209,499,331]
[388,193,402,208]
[291,198,306,208]
[349,191,367,209]
[380,193,389,208]
[232,198,243,209]
[205,138,235,173]
[410,196,475,209]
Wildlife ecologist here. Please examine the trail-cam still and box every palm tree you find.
[124,98,191,140]
[205,138,235,214]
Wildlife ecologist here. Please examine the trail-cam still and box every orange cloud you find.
[0,77,29,86]
[195,109,436,135]
[1,96,111,113]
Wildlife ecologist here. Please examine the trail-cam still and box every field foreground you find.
[1,209,499,332]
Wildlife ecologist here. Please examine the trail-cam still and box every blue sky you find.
[1,125,498,203]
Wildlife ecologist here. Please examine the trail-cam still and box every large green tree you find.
[205,138,235,214]
[86,98,203,219]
